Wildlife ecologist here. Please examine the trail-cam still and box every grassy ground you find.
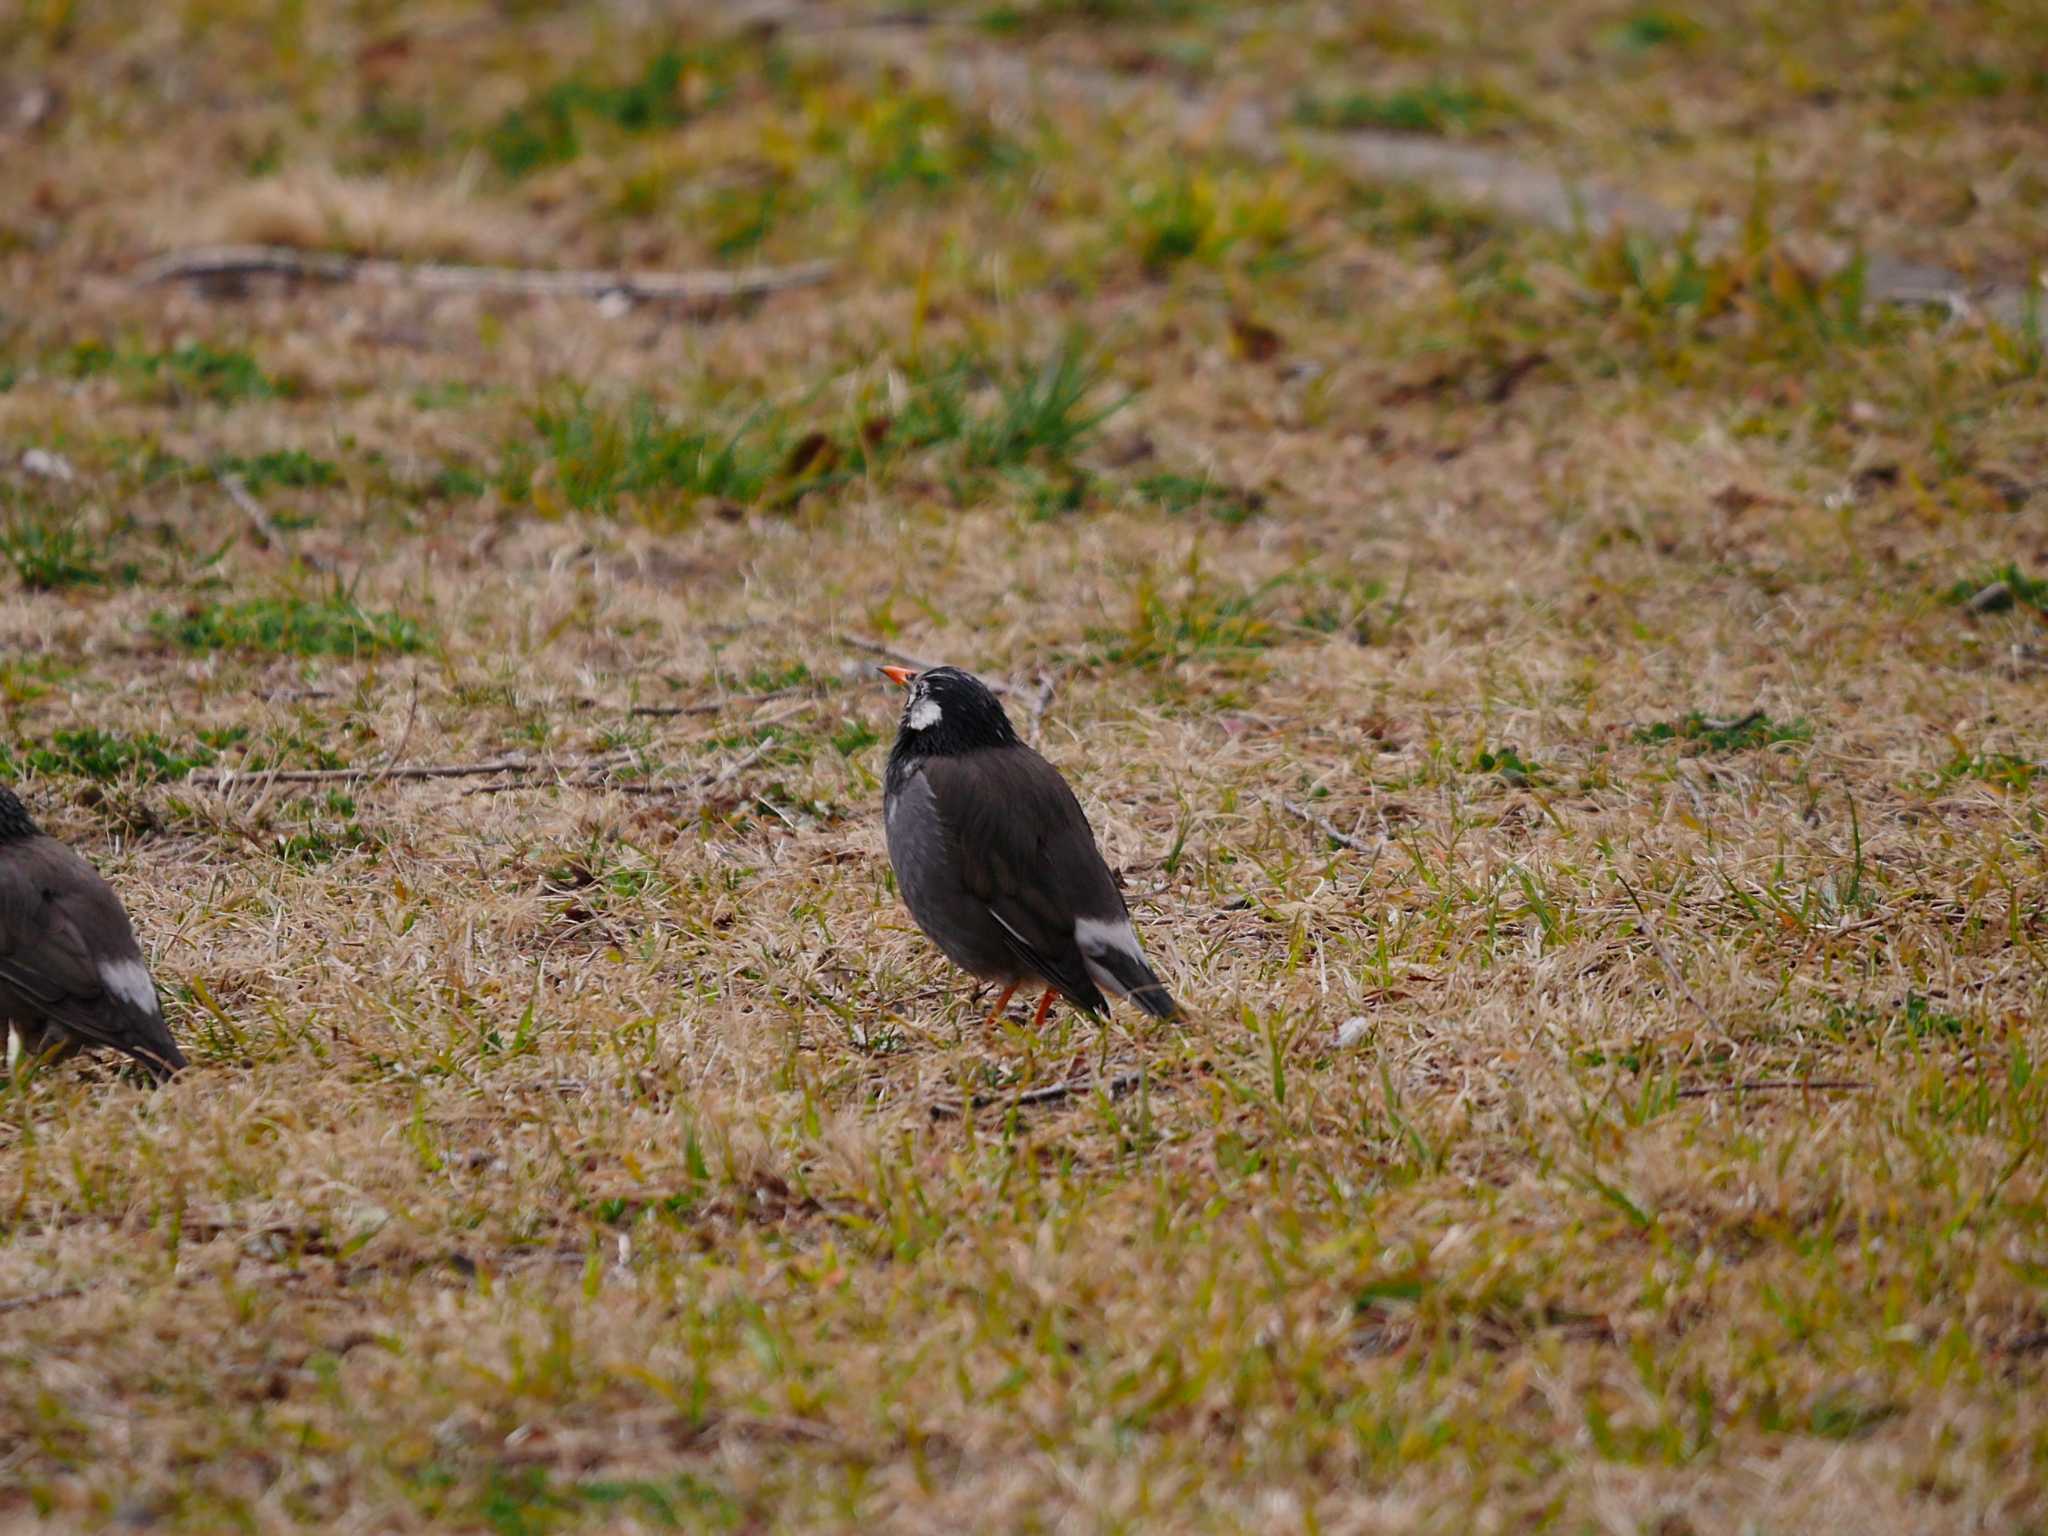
[2,1,2046,1530]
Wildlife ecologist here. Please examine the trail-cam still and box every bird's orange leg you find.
[1032,988,1058,1028]
[981,981,1020,1027]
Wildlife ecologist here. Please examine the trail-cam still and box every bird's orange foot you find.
[981,982,1020,1029]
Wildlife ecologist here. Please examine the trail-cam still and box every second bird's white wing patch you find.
[98,957,158,1014]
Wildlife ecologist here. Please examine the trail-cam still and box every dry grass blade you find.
[134,245,836,306]
[1612,867,1717,1028]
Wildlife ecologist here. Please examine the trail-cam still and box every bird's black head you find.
[0,786,40,843]
[882,665,1020,760]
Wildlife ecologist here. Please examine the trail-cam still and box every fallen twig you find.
[461,734,782,800]
[702,735,782,789]
[1675,1079,1868,1098]
[135,245,836,307]
[627,685,803,717]
[1278,798,1382,860]
[0,1284,85,1315]
[223,472,334,573]
[930,1069,1145,1120]
[193,756,559,788]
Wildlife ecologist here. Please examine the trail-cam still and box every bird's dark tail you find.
[1078,937,1182,1021]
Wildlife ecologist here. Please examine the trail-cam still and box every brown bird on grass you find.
[0,786,185,1081]
[879,664,1181,1029]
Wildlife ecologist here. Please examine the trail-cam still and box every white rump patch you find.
[99,957,158,1014]
[906,696,943,731]
[1074,915,1146,999]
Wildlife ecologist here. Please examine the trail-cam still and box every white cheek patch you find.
[906,696,943,731]
[99,957,158,1015]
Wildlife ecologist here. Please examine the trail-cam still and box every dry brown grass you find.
[1,1,2046,1531]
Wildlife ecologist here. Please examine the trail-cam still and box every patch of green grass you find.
[0,726,246,784]
[153,593,428,657]
[831,720,880,757]
[59,340,282,404]
[486,47,737,177]
[739,662,812,692]
[1573,231,1874,372]
[962,342,1128,469]
[1091,561,1280,669]
[276,795,379,866]
[472,1464,738,1535]
[213,449,340,490]
[549,342,1129,524]
[1295,81,1517,137]
[1820,992,1967,1042]
[1473,744,1544,786]
[423,464,487,501]
[1942,749,2038,792]
[879,341,1125,473]
[830,90,1022,197]
[1126,174,1215,276]
[139,344,277,403]
[0,512,135,590]
[1135,471,1264,525]
[1116,170,1303,278]
[1943,562,2048,612]
[1607,8,1703,50]
[410,381,491,410]
[509,400,783,517]
[1632,711,1811,753]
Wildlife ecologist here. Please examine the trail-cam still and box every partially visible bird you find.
[879,664,1181,1028]
[0,786,185,1082]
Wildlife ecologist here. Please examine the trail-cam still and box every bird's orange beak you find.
[878,665,918,688]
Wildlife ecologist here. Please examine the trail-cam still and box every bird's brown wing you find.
[924,747,1129,1013]
[0,839,182,1074]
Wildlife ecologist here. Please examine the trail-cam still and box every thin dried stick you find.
[223,472,334,573]
[1278,798,1381,860]
[700,735,781,789]
[192,755,612,789]
[0,1284,85,1315]
[366,675,423,795]
[930,1070,1145,1120]
[464,734,783,800]
[135,246,836,306]
[627,686,803,717]
[1675,1079,1868,1098]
